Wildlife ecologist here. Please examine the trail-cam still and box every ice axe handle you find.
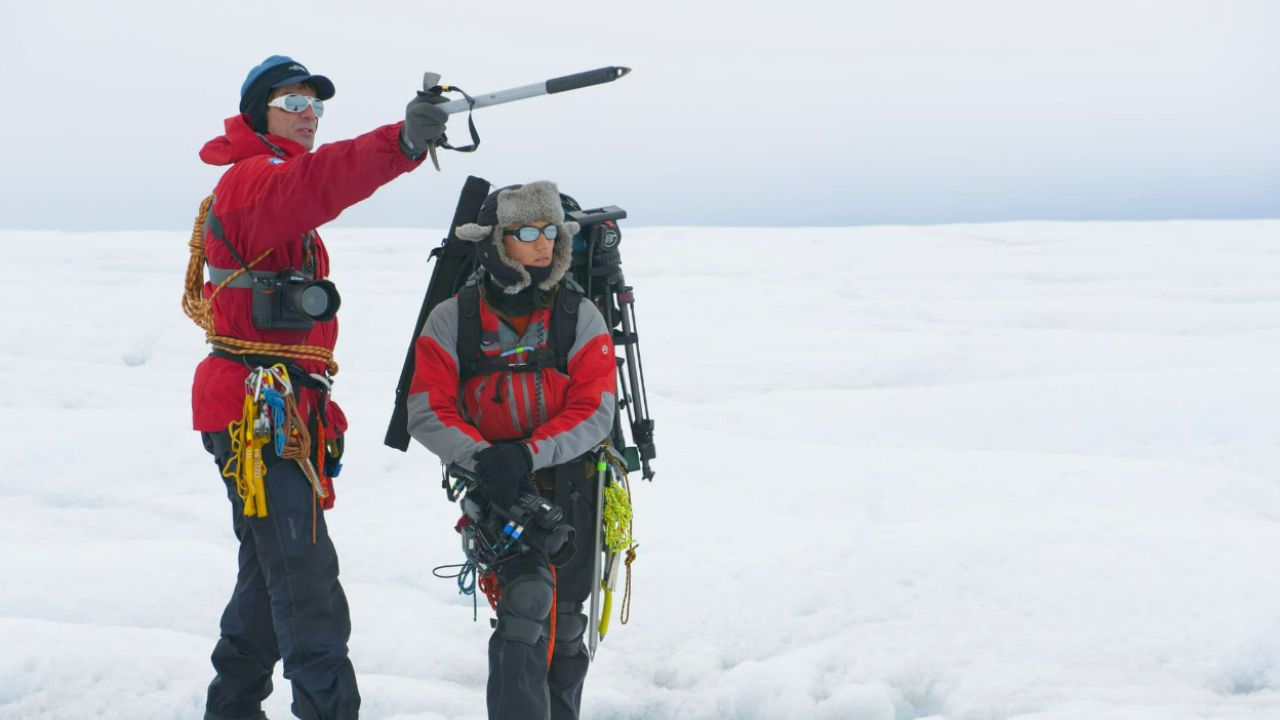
[432,66,631,115]
[547,66,630,94]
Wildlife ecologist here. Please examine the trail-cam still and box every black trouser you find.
[487,462,598,720]
[202,432,360,720]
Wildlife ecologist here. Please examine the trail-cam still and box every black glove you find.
[399,91,448,160]
[474,443,533,509]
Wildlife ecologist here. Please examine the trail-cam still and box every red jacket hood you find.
[199,114,309,166]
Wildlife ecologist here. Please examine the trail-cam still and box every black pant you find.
[202,432,360,720]
[487,462,598,720]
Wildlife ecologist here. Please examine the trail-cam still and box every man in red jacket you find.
[194,55,447,720]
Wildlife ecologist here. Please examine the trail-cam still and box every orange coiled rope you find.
[182,195,340,375]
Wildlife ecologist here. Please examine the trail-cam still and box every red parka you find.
[406,289,617,473]
[191,114,423,432]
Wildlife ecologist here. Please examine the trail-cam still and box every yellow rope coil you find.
[183,195,340,376]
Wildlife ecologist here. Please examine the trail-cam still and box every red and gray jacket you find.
[191,114,423,433]
[407,286,617,472]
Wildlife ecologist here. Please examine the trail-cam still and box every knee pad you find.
[553,612,588,657]
[497,566,554,646]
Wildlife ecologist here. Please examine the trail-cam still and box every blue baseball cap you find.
[240,55,335,102]
[238,55,334,132]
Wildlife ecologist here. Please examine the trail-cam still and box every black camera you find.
[494,492,576,565]
[250,268,342,330]
[454,469,576,566]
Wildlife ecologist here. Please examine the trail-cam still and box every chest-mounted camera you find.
[251,269,341,331]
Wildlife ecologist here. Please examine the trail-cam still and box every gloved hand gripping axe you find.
[416,72,480,171]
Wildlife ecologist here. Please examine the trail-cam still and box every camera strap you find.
[206,264,315,289]
[204,204,257,277]
[205,203,318,285]
[206,266,258,289]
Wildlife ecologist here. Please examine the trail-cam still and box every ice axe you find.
[416,66,632,170]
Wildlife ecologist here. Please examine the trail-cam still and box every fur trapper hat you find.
[455,181,580,294]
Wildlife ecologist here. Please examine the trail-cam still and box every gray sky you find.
[2,0,1277,230]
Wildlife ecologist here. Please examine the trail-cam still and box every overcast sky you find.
[2,0,1276,231]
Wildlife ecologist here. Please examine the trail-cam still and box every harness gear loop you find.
[266,365,328,502]
[220,365,332,529]
[183,195,340,376]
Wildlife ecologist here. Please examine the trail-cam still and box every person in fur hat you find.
[406,181,618,719]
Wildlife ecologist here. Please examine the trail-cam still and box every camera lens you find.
[299,285,331,316]
[293,279,341,322]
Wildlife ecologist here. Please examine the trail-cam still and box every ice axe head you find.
[421,72,442,95]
